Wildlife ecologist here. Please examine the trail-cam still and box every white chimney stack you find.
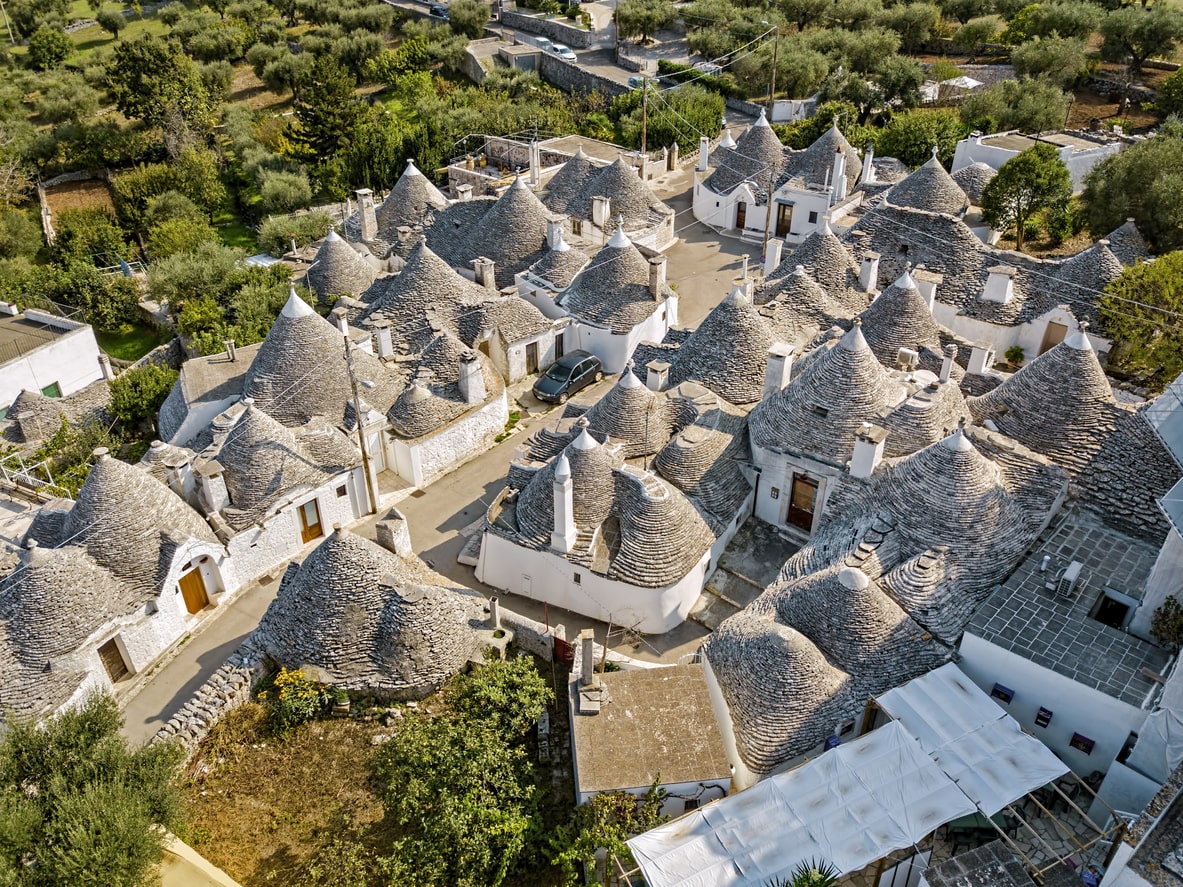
[850,423,887,479]
[473,256,497,290]
[97,352,115,381]
[763,343,794,400]
[858,252,880,293]
[552,452,577,553]
[649,254,667,297]
[456,183,473,202]
[764,239,784,275]
[355,188,377,241]
[580,627,599,690]
[458,352,485,404]
[981,265,1016,304]
[698,136,710,172]
[529,139,541,187]
[196,460,230,512]
[967,344,995,375]
[940,343,958,383]
[831,148,848,201]
[547,217,565,250]
[860,144,876,185]
[333,307,349,337]
[374,321,394,359]
[646,360,670,392]
[592,195,611,228]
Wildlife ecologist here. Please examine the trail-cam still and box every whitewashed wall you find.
[391,392,509,488]
[931,302,1111,362]
[750,445,843,535]
[568,302,672,375]
[1130,528,1183,639]
[1,322,104,406]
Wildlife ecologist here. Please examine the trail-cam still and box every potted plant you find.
[1005,345,1024,367]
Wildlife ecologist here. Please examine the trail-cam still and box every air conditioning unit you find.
[1054,560,1084,598]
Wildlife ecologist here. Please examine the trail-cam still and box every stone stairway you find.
[688,563,765,630]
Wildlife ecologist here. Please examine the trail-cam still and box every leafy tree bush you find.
[26,25,73,71]
[111,146,226,230]
[262,48,317,98]
[110,363,179,431]
[291,54,364,161]
[6,0,70,39]
[0,207,42,259]
[259,667,330,735]
[1082,119,1183,254]
[0,693,184,884]
[146,216,220,259]
[35,73,101,125]
[875,108,967,167]
[615,0,676,44]
[1011,36,1093,89]
[811,26,901,75]
[445,651,553,740]
[200,59,236,102]
[448,0,490,38]
[144,190,204,227]
[257,209,334,255]
[612,83,725,151]
[982,143,1071,250]
[1158,68,1183,118]
[106,36,215,131]
[1100,250,1183,386]
[97,8,129,40]
[550,783,666,885]
[259,169,313,213]
[960,77,1071,134]
[939,0,994,25]
[773,101,862,148]
[953,14,1002,50]
[53,208,131,264]
[1100,5,1183,74]
[1025,0,1101,41]
[876,2,941,53]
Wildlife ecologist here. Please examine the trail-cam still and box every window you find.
[40,382,61,398]
[840,720,856,736]
[770,487,780,500]
[573,573,581,585]
[336,485,348,498]
[683,799,700,812]
[990,683,1015,704]
[808,211,818,224]
[1090,589,1134,629]
[811,404,829,418]
[1070,733,1095,755]
[572,219,583,235]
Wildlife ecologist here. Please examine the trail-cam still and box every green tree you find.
[876,2,940,53]
[1151,596,1183,652]
[0,693,184,885]
[953,14,1002,50]
[147,240,246,309]
[981,143,1071,250]
[146,216,219,259]
[291,54,364,160]
[875,108,967,167]
[550,784,667,886]
[26,25,73,71]
[782,0,832,30]
[1082,120,1183,253]
[1100,5,1183,74]
[0,207,42,260]
[109,363,179,431]
[612,83,725,151]
[1158,67,1183,117]
[998,2,1038,44]
[1026,0,1101,41]
[106,36,215,130]
[445,652,553,741]
[960,76,1071,133]
[448,0,490,37]
[1100,250,1183,385]
[939,0,993,25]
[1011,36,1093,88]
[53,207,131,265]
[200,59,235,102]
[97,8,128,39]
[35,73,101,125]
[257,209,335,255]
[615,0,675,44]
[262,49,316,98]
[259,169,312,213]
[6,0,70,38]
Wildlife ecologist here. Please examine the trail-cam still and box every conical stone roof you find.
[257,526,484,698]
[670,285,776,404]
[779,122,862,192]
[951,162,996,206]
[462,177,550,287]
[705,111,788,198]
[561,230,666,333]
[61,451,217,595]
[6,389,65,443]
[886,152,968,216]
[516,429,617,543]
[376,159,449,236]
[773,223,863,310]
[306,229,377,300]
[243,290,354,427]
[567,155,663,227]
[857,268,942,365]
[1104,218,1149,266]
[581,365,670,457]
[749,322,905,459]
[1055,240,1124,305]
[543,147,597,214]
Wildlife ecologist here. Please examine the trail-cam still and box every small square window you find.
[840,720,856,736]
[684,799,700,812]
[336,485,348,498]
[990,683,1015,704]
[573,573,581,584]
[808,211,818,224]
[770,487,780,500]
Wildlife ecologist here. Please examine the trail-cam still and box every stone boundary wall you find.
[617,51,654,74]
[151,640,272,760]
[539,53,629,97]
[725,96,766,118]
[503,11,593,48]
[500,606,566,661]
[122,337,183,372]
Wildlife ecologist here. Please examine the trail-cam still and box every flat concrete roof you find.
[179,342,261,403]
[572,663,731,794]
[542,134,639,166]
[0,314,71,365]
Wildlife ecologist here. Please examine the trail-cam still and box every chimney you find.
[858,252,880,293]
[290,237,298,256]
[592,195,611,228]
[669,142,679,168]
[546,217,565,249]
[489,596,501,629]
[458,352,486,404]
[940,343,958,383]
[698,136,710,172]
[529,139,541,187]
[375,508,414,557]
[20,538,40,566]
[196,460,230,512]
[967,344,995,375]
[648,254,667,297]
[374,321,394,359]
[764,239,784,275]
[646,359,670,392]
[552,452,577,553]
[332,307,349,337]
[580,627,599,689]
[981,265,1016,304]
[850,423,887,479]
[896,347,920,371]
[456,183,473,202]
[763,344,794,400]
[913,269,941,312]
[473,257,497,290]
[860,144,876,185]
[831,148,848,201]
[355,188,376,242]
[97,352,115,381]
[223,339,237,362]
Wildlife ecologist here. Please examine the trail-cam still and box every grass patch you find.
[96,322,172,361]
[494,409,522,442]
[216,222,258,251]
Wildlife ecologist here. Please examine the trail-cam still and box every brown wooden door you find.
[776,203,793,237]
[554,333,564,360]
[526,341,539,374]
[735,201,747,229]
[179,568,209,615]
[1039,321,1069,355]
[788,474,819,532]
[299,499,323,544]
[98,638,128,682]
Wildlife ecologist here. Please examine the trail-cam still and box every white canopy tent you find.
[876,664,1069,816]
[627,720,977,887]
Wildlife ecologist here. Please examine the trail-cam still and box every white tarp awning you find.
[876,664,1069,815]
[627,720,977,887]
[941,75,985,89]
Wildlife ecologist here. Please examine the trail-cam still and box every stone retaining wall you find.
[501,606,566,661]
[503,10,593,48]
[539,53,629,96]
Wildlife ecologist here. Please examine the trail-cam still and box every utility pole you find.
[761,162,776,263]
[342,332,379,516]
[641,77,648,155]
[767,27,779,117]
[0,0,13,46]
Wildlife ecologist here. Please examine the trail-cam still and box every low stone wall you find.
[500,606,566,661]
[617,51,653,74]
[122,337,183,371]
[152,640,273,759]
[725,96,766,118]
[503,10,593,48]
[539,53,629,97]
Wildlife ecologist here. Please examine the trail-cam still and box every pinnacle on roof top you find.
[282,286,315,318]
[941,421,973,452]
[837,566,870,591]
[1065,321,1092,351]
[572,426,599,451]
[619,360,642,388]
[839,318,868,352]
[754,109,770,128]
[720,128,737,149]
[325,228,342,242]
[894,267,918,290]
[405,158,423,175]
[607,226,632,249]
[554,451,571,481]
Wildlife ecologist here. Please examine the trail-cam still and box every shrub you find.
[260,667,329,734]
[259,169,313,214]
[110,363,179,431]
[27,25,72,70]
[1152,597,1183,651]
[1005,345,1025,365]
[257,210,334,255]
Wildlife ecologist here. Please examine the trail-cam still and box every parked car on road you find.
[429,3,449,18]
[552,43,577,62]
[532,351,603,404]
[533,36,555,52]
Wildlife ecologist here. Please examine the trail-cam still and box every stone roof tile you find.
[306,229,377,300]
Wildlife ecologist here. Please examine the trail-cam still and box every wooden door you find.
[776,203,793,237]
[788,474,819,532]
[298,499,323,544]
[735,201,747,229]
[526,340,539,374]
[1039,321,1069,355]
[98,638,128,682]
[179,568,209,615]
[554,333,564,360]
